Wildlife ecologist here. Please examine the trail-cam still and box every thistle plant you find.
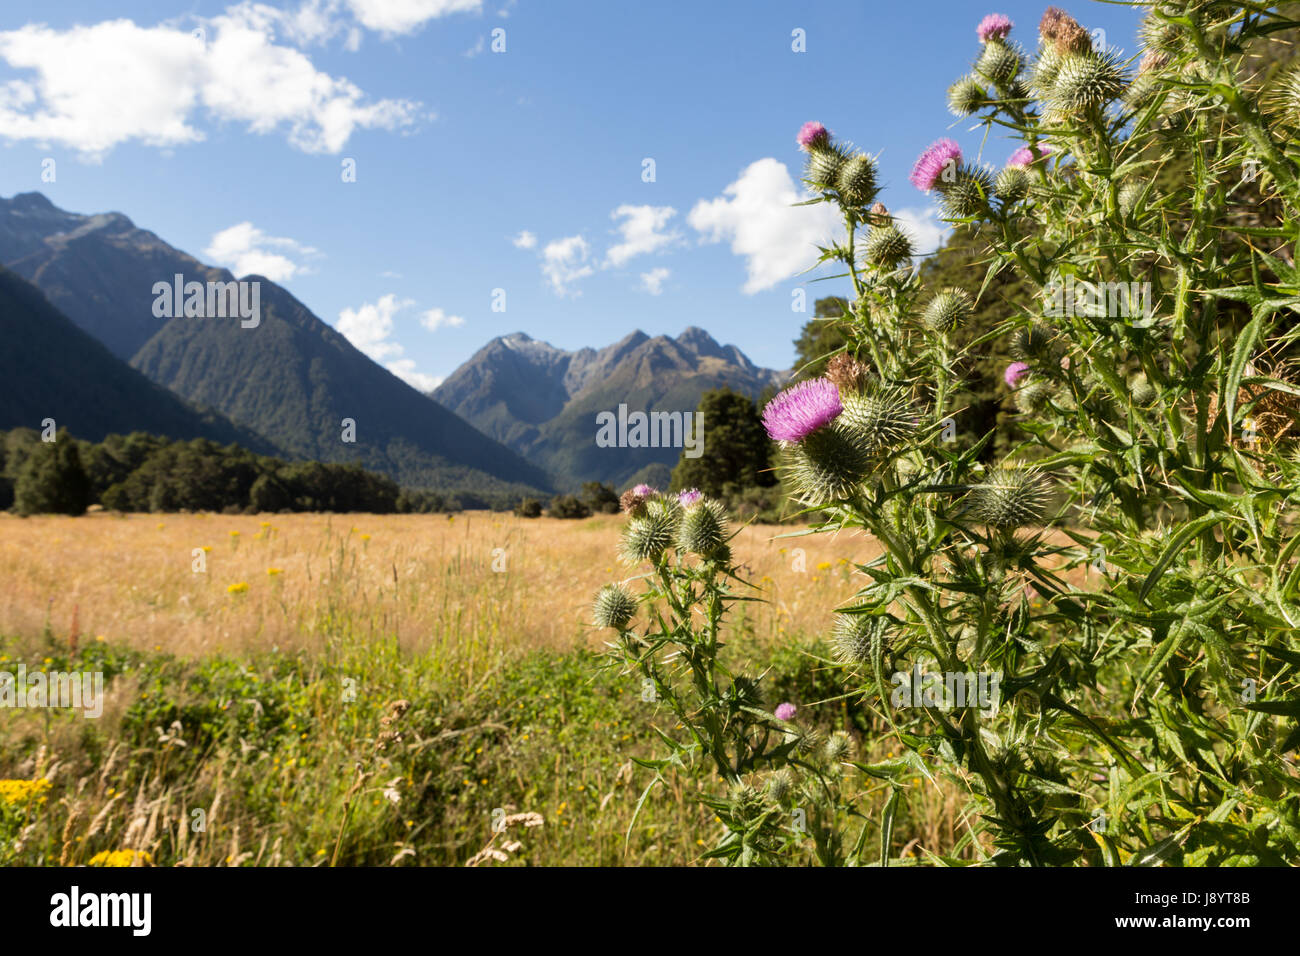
[593,486,872,865]
[763,2,1300,866]
[596,2,1300,866]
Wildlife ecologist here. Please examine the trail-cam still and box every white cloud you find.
[511,229,537,250]
[688,158,840,294]
[420,307,465,330]
[344,0,481,35]
[464,35,486,57]
[540,235,594,297]
[384,358,441,392]
[604,204,679,267]
[640,267,670,295]
[281,0,346,45]
[337,293,413,361]
[204,221,319,281]
[0,6,420,158]
[336,293,444,390]
[893,205,949,257]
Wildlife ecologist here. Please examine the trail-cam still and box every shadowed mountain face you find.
[0,265,277,452]
[433,328,786,488]
[0,192,231,362]
[0,193,552,496]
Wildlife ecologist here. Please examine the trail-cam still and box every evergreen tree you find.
[670,387,775,496]
[579,481,620,514]
[14,429,91,515]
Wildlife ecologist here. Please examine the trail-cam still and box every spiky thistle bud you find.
[835,153,879,208]
[830,612,888,665]
[731,675,763,708]
[1129,372,1156,405]
[727,782,765,818]
[977,41,1023,86]
[619,498,680,563]
[1050,51,1127,113]
[1011,323,1058,361]
[823,731,854,764]
[825,353,873,395]
[922,288,974,332]
[765,768,794,803]
[676,497,729,557]
[1014,379,1054,414]
[1117,181,1144,216]
[592,583,638,630]
[838,386,919,455]
[804,141,851,192]
[967,466,1052,528]
[939,166,994,220]
[863,224,913,269]
[994,166,1030,204]
[1262,66,1300,129]
[793,727,824,756]
[1138,15,1185,57]
[948,75,989,117]
[868,201,890,226]
[784,425,871,504]
[1029,46,1063,98]
[1125,57,1165,109]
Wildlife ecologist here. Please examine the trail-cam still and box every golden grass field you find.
[0,511,879,659]
[0,512,1099,866]
[2,510,942,867]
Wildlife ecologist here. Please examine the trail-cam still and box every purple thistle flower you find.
[632,484,655,497]
[1004,362,1030,388]
[909,139,963,192]
[977,13,1014,42]
[796,121,830,151]
[775,702,797,721]
[677,488,702,507]
[1007,143,1053,168]
[762,379,843,442]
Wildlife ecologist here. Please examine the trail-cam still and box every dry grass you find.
[0,511,878,658]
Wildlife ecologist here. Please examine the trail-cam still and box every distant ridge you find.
[433,327,786,487]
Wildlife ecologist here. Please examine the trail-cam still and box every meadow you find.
[0,510,986,866]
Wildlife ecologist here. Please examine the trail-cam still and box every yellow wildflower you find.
[0,778,51,807]
[88,849,150,867]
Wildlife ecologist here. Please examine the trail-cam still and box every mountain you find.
[0,265,277,452]
[0,192,552,498]
[0,192,229,362]
[433,327,785,488]
[131,278,553,494]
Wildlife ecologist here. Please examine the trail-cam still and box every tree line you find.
[0,428,471,515]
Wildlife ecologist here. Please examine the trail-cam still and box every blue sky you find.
[0,0,1147,387]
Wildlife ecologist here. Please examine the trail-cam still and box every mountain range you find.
[1,191,786,497]
[0,192,550,498]
[432,328,784,487]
